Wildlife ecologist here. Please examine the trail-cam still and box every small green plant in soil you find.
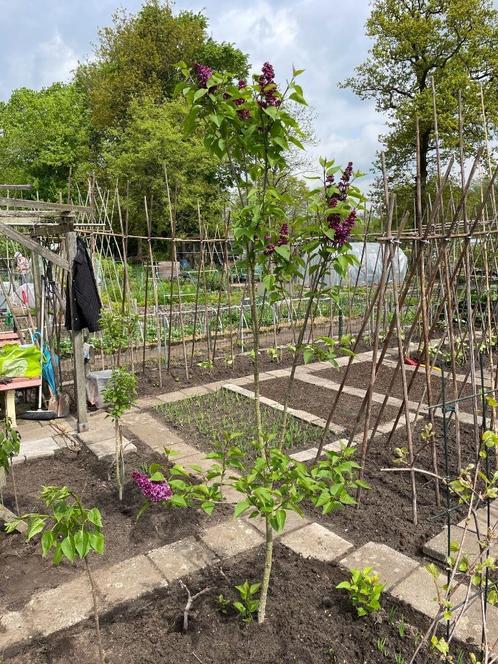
[102,367,137,501]
[217,580,261,623]
[0,417,21,512]
[4,486,105,663]
[376,637,388,656]
[336,566,384,617]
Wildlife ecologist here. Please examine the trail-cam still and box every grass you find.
[155,388,327,455]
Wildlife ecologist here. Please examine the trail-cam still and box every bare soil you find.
[313,360,484,415]
[256,377,401,433]
[3,544,473,664]
[0,442,229,613]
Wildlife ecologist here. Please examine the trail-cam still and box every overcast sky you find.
[1,0,495,183]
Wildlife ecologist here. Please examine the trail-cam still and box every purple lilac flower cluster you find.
[234,79,250,120]
[326,162,356,248]
[328,209,357,248]
[264,223,289,255]
[258,62,281,108]
[194,63,214,89]
[132,470,173,503]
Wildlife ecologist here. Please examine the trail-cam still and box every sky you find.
[0,0,490,184]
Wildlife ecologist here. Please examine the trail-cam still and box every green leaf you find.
[193,88,208,102]
[87,508,103,529]
[41,530,54,557]
[234,499,251,518]
[149,471,165,482]
[275,245,290,262]
[89,531,105,555]
[74,530,89,559]
[61,536,76,563]
[26,517,46,541]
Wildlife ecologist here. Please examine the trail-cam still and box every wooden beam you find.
[0,197,91,214]
[0,184,33,191]
[66,231,88,432]
[0,220,69,271]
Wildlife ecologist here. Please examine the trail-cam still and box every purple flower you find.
[264,242,276,255]
[194,63,214,89]
[132,471,173,503]
[238,79,247,89]
[237,109,251,120]
[261,62,275,83]
[277,223,289,246]
[257,62,281,109]
[326,161,354,209]
[328,209,357,248]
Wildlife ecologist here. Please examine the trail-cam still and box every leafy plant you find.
[0,417,21,512]
[233,580,261,622]
[217,580,261,622]
[376,637,388,656]
[197,359,214,369]
[102,367,137,500]
[4,486,105,662]
[265,346,280,362]
[336,567,384,617]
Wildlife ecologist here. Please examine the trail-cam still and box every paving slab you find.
[134,395,165,409]
[201,519,264,558]
[178,385,211,398]
[148,536,218,582]
[220,482,245,504]
[281,522,353,562]
[181,452,218,476]
[203,380,229,392]
[222,383,254,398]
[424,526,498,563]
[86,436,136,460]
[125,413,194,456]
[340,542,419,590]
[23,574,94,637]
[290,447,319,462]
[227,376,254,386]
[156,391,189,404]
[265,368,292,378]
[21,437,60,460]
[16,426,53,443]
[94,554,167,609]
[287,408,321,424]
[78,421,114,445]
[391,565,442,618]
[0,611,31,652]
[451,593,498,648]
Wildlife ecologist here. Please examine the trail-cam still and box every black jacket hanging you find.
[65,237,102,333]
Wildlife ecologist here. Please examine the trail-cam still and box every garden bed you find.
[256,377,401,432]
[3,544,472,664]
[312,360,483,415]
[0,443,229,613]
[152,389,339,458]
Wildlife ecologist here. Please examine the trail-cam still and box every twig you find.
[179,580,212,631]
[192,652,205,664]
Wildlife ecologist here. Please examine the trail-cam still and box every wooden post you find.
[65,230,88,432]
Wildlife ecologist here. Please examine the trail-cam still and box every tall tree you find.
[102,97,227,237]
[76,0,248,131]
[0,83,90,199]
[343,0,498,207]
